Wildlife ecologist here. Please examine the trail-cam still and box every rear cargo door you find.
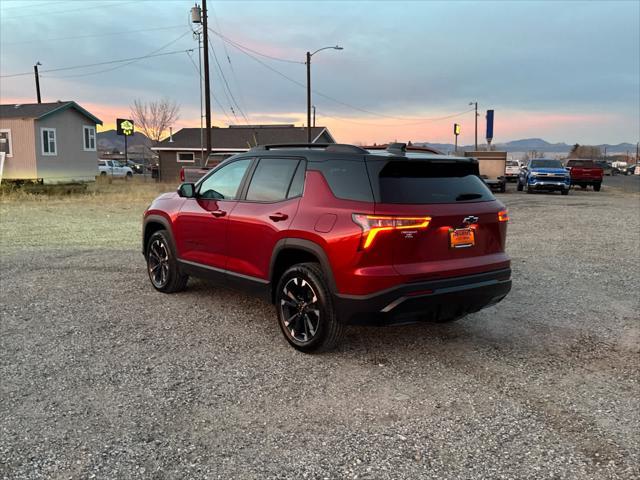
[366,158,509,281]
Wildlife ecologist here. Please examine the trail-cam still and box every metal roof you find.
[0,101,102,124]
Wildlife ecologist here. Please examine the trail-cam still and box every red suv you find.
[143,143,511,352]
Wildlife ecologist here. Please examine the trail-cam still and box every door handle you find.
[211,210,227,217]
[269,212,288,222]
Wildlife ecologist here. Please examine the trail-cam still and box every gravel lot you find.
[1,181,639,479]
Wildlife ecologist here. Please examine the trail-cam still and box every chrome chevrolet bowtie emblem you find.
[463,216,479,225]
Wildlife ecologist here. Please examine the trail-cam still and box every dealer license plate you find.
[450,228,475,248]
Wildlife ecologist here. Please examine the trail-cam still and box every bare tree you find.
[568,144,601,159]
[130,98,180,144]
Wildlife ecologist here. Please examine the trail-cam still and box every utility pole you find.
[636,142,639,164]
[34,62,42,104]
[202,0,212,159]
[469,101,478,150]
[305,45,343,143]
[191,4,204,165]
[306,51,312,143]
[312,105,316,128]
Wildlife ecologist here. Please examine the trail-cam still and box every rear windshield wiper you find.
[455,193,483,201]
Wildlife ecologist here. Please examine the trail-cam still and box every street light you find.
[307,45,343,143]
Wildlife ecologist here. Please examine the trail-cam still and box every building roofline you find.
[151,147,249,152]
[36,101,103,125]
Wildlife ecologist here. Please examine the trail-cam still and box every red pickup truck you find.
[565,159,604,191]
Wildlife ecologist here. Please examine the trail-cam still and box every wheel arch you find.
[269,238,337,303]
[143,214,173,256]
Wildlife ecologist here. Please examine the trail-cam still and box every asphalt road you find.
[1,186,639,479]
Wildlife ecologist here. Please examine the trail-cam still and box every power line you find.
[209,28,470,123]
[318,108,476,127]
[208,28,303,65]
[1,1,135,19]
[0,1,68,11]
[208,37,250,124]
[1,48,193,78]
[185,49,234,125]
[42,31,192,79]
[209,5,250,123]
[3,24,185,46]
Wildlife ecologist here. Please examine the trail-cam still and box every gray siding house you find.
[0,101,102,183]
[152,124,335,182]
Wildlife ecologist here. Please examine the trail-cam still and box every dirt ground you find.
[1,179,639,479]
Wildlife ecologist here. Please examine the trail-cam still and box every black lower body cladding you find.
[333,268,512,325]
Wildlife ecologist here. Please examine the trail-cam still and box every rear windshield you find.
[507,161,519,166]
[530,159,563,168]
[367,160,494,204]
[566,160,595,167]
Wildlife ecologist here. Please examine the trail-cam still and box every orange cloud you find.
[0,94,625,145]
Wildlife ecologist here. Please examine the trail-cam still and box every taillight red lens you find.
[498,210,509,222]
[352,214,431,249]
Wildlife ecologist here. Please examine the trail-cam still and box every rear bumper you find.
[333,268,512,325]
[570,179,602,186]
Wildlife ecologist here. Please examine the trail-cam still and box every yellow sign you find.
[116,118,134,136]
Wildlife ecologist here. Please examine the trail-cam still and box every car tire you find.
[516,181,523,192]
[146,230,188,293]
[126,172,133,179]
[561,189,569,196]
[499,183,506,193]
[526,183,534,194]
[275,262,344,353]
[593,183,601,192]
[100,171,107,176]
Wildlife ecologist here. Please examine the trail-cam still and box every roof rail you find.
[249,143,368,154]
[386,143,407,155]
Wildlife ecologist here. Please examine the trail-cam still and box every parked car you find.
[142,143,512,352]
[517,158,571,195]
[180,153,225,183]
[505,160,521,182]
[595,161,618,176]
[125,160,145,174]
[565,159,604,191]
[98,160,133,178]
[624,163,640,175]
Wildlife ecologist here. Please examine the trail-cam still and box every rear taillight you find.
[352,214,431,249]
[180,168,185,182]
[498,210,509,222]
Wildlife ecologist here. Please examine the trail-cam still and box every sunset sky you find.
[1,0,638,145]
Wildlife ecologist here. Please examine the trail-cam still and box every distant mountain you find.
[415,138,636,154]
[97,129,151,152]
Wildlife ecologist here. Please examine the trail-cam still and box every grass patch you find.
[0,179,177,253]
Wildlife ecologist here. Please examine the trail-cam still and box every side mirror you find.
[178,183,196,198]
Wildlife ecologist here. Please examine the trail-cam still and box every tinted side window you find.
[199,159,251,200]
[314,160,373,202]
[287,161,306,198]
[246,158,299,202]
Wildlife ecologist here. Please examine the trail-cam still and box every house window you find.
[41,128,57,156]
[177,152,195,163]
[83,125,96,151]
[0,129,12,157]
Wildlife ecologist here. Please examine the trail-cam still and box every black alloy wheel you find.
[148,237,170,289]
[280,277,321,343]
[146,230,188,293]
[276,263,344,353]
